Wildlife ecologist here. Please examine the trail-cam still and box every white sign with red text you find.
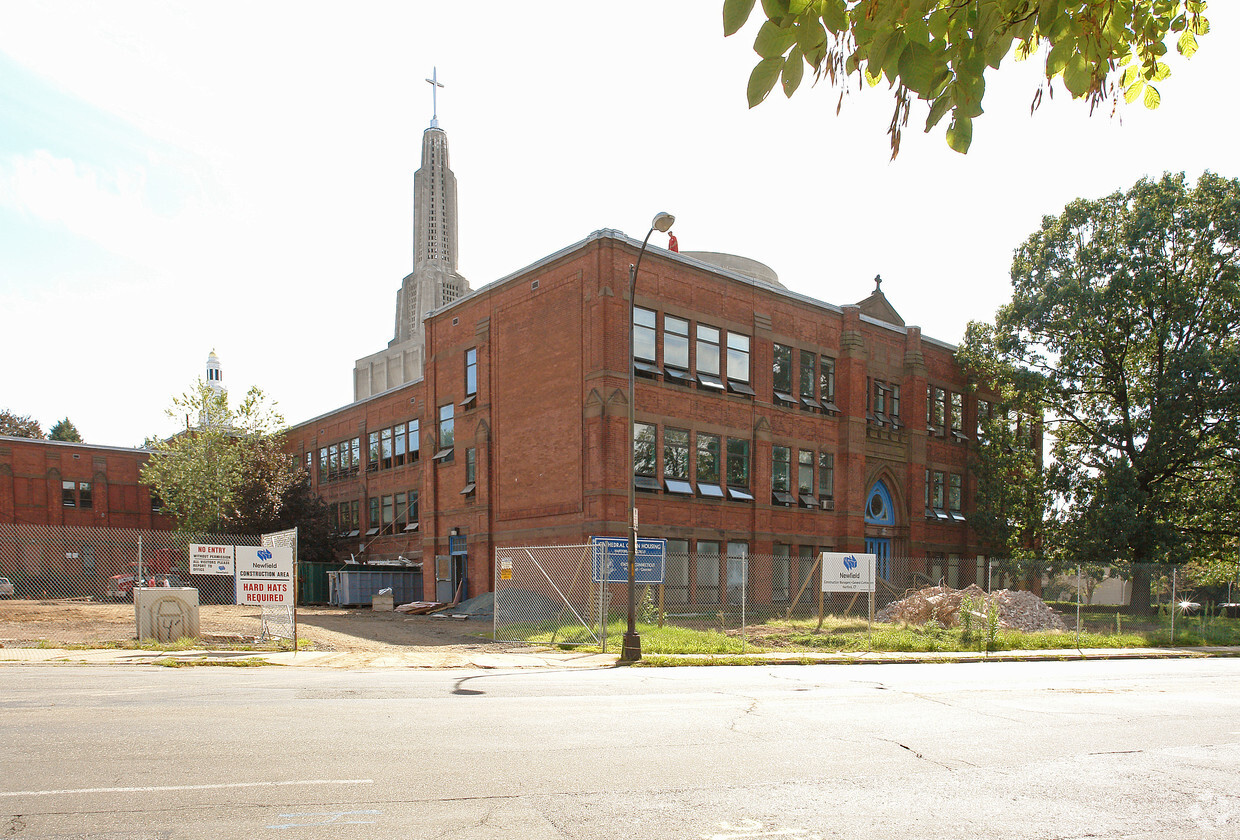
[190,544,235,576]
[234,546,294,606]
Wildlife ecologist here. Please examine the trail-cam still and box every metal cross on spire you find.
[425,67,444,128]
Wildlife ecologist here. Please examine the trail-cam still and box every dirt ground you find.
[0,599,508,655]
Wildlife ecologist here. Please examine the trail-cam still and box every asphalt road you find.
[2,659,1237,839]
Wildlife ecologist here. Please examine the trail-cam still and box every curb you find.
[2,646,1237,669]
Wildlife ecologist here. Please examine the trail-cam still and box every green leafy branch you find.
[724,0,1210,156]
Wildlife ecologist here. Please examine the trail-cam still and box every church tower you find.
[200,350,228,428]
[354,68,471,400]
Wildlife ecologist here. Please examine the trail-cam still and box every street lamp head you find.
[651,212,675,233]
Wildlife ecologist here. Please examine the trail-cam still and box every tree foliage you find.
[965,396,1048,561]
[724,0,1212,156]
[48,418,83,442]
[0,409,44,439]
[141,382,298,534]
[961,172,1240,586]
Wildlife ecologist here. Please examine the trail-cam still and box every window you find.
[319,447,328,481]
[726,437,752,500]
[405,492,419,531]
[818,452,834,501]
[665,539,690,605]
[62,480,76,507]
[329,443,339,479]
[820,356,838,411]
[149,488,162,512]
[799,350,817,409]
[465,347,477,397]
[664,316,689,371]
[726,542,749,605]
[394,423,406,467]
[634,422,658,491]
[950,392,964,438]
[772,344,794,404]
[977,399,992,439]
[873,380,887,423]
[348,500,360,536]
[773,544,790,602]
[696,540,720,604]
[463,448,477,496]
[664,428,692,494]
[438,403,454,450]
[367,497,380,535]
[394,492,407,531]
[949,473,965,521]
[772,445,793,505]
[78,481,92,509]
[696,432,724,498]
[633,306,657,369]
[726,332,751,391]
[932,470,947,514]
[696,324,720,377]
[381,427,393,469]
[305,451,313,476]
[928,386,946,432]
[368,432,379,471]
[889,384,901,426]
[350,438,360,473]
[382,494,394,533]
[408,420,420,461]
[798,450,815,507]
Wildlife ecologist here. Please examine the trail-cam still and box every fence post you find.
[741,556,747,655]
[1076,564,1082,647]
[1171,565,1176,645]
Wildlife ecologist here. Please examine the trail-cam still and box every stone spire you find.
[354,71,471,400]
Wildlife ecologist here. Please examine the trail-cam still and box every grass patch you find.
[511,618,750,655]
[153,656,277,668]
[510,612,1240,656]
[635,655,774,667]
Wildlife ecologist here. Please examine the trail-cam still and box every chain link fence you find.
[0,522,286,645]
[494,546,1240,653]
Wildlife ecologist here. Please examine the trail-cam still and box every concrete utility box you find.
[372,591,395,612]
[135,587,201,642]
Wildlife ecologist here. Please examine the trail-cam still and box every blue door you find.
[865,537,891,580]
[865,482,895,580]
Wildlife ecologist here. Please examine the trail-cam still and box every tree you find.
[961,172,1240,610]
[231,475,340,565]
[0,409,44,439]
[141,381,299,534]
[724,0,1212,156]
[48,418,83,442]
[965,395,1049,561]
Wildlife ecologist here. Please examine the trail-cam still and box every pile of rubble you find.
[877,584,1067,633]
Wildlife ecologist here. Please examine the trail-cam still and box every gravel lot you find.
[0,599,503,655]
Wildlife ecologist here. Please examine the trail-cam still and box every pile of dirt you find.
[877,584,1067,633]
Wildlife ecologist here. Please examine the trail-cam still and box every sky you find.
[1,2,1235,447]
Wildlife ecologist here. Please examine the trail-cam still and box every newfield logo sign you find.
[821,553,876,593]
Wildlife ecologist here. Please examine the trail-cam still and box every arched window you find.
[865,481,895,525]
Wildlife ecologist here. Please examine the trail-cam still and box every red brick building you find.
[0,436,172,530]
[286,229,1002,603]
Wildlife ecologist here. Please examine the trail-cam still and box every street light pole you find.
[622,211,675,664]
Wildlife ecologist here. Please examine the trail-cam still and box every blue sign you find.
[591,537,666,584]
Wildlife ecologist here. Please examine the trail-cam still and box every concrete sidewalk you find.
[1,645,1237,669]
